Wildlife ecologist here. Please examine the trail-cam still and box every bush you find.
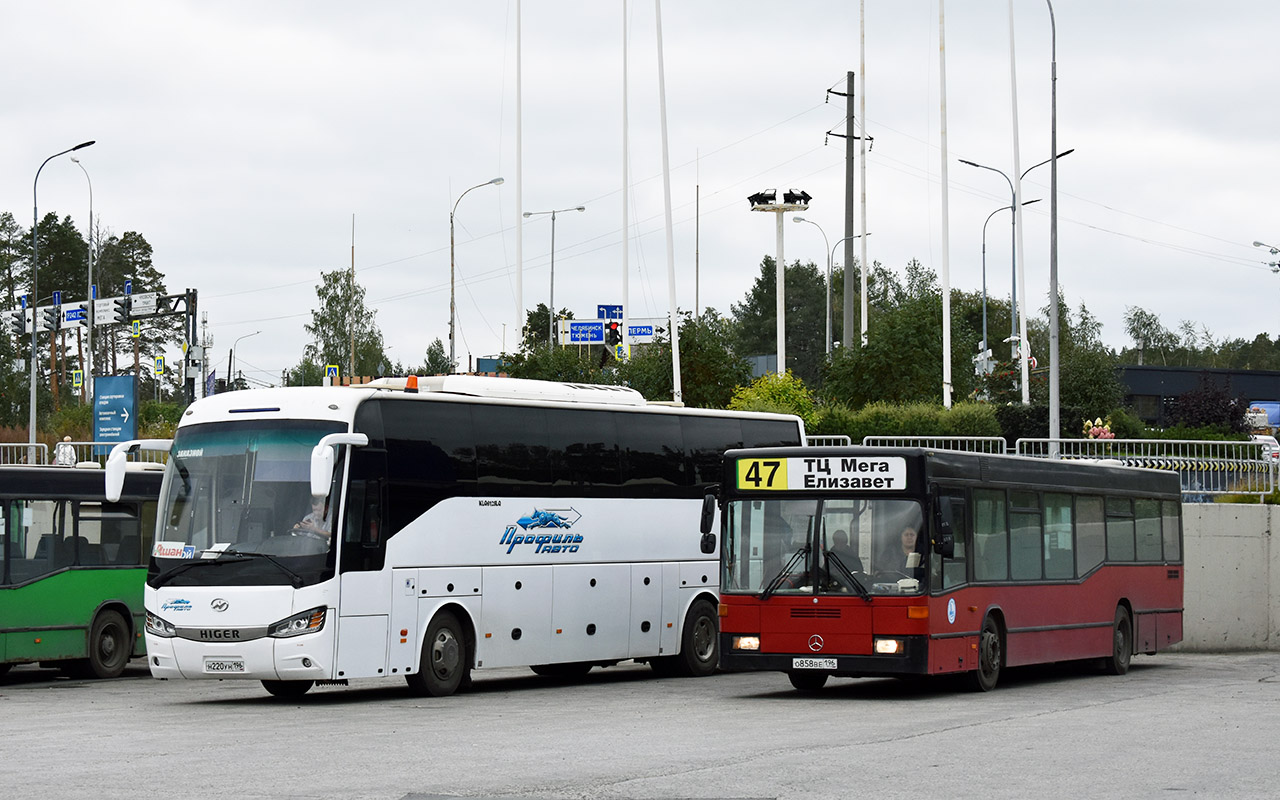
[1106,407,1146,439]
[940,403,1001,437]
[729,372,816,427]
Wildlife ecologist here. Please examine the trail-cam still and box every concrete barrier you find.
[1177,503,1278,651]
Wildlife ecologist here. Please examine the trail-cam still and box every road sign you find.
[154,355,165,375]
[326,365,339,378]
[130,292,157,316]
[566,320,604,344]
[94,375,137,453]
[72,369,83,389]
[63,304,87,328]
[131,320,141,338]
[597,304,623,320]
[52,290,62,306]
[124,280,132,295]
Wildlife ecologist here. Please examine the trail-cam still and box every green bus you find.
[0,465,163,679]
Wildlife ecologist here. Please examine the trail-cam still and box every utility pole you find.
[827,73,872,348]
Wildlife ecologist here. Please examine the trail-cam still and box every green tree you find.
[0,211,26,310]
[418,338,452,376]
[503,343,611,383]
[520,303,575,351]
[620,310,752,408]
[730,256,830,388]
[93,230,175,387]
[728,371,817,427]
[303,268,388,379]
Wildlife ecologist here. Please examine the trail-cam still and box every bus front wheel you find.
[969,615,1003,692]
[1104,606,1133,676]
[678,599,719,677]
[407,610,469,697]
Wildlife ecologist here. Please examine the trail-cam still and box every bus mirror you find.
[699,493,716,535]
[105,439,172,502]
[700,532,717,555]
[310,433,370,498]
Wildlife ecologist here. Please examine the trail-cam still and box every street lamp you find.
[750,189,809,373]
[523,206,585,346]
[958,148,1072,396]
[70,156,94,403]
[227,331,260,392]
[30,140,94,455]
[793,217,869,355]
[1255,241,1280,272]
[450,177,503,372]
[978,199,1041,361]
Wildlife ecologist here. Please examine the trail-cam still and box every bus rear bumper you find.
[719,634,928,678]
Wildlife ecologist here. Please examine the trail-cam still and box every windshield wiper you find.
[760,545,810,601]
[151,549,304,589]
[824,551,871,600]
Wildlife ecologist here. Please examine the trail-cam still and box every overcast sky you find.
[2,1,1276,387]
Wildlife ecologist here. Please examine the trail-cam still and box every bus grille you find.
[790,608,842,619]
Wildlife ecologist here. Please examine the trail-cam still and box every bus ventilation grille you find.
[789,608,842,619]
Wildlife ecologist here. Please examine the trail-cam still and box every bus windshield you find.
[722,497,925,596]
[153,419,345,588]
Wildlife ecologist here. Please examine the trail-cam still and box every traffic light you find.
[40,307,60,332]
[112,296,130,324]
[605,321,622,346]
[5,310,23,338]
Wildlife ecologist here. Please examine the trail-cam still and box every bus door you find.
[929,488,973,674]
[336,447,392,679]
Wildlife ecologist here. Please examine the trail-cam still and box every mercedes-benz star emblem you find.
[808,634,824,652]
[211,598,229,612]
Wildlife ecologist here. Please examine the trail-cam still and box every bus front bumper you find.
[146,626,336,682]
[719,633,928,678]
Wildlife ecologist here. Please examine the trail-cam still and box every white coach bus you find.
[106,376,804,698]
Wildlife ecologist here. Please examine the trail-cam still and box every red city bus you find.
[706,447,1183,691]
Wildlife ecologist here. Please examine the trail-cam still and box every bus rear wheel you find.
[68,610,131,679]
[262,680,314,698]
[1104,606,1133,676]
[406,610,469,697]
[969,615,1003,692]
[788,670,828,692]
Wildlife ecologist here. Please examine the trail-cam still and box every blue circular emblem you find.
[947,597,956,625]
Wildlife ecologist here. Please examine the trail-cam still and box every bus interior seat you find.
[116,534,141,565]
[74,536,103,565]
[33,534,54,560]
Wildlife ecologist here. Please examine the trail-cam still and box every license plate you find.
[204,657,245,674]
[792,657,837,670]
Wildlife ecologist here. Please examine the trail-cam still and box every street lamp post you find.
[749,190,810,374]
[958,148,1072,398]
[523,206,585,346]
[30,140,94,456]
[449,177,503,373]
[793,216,869,355]
[978,198,1041,359]
[70,156,93,403]
[227,331,261,392]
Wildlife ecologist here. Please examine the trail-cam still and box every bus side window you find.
[341,479,385,573]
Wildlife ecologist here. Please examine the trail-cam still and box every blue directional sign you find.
[64,307,86,323]
[628,325,654,337]
[124,279,132,295]
[567,321,604,343]
[94,375,137,455]
[52,291,62,306]
[597,304,623,320]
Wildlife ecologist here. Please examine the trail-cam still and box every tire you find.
[1104,606,1133,676]
[968,614,1003,692]
[84,610,131,679]
[0,663,11,678]
[261,680,314,698]
[530,662,593,678]
[788,670,828,692]
[675,598,719,678]
[406,610,469,697]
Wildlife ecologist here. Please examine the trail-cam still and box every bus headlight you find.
[269,607,327,638]
[732,635,761,651]
[874,637,903,655]
[146,611,176,638]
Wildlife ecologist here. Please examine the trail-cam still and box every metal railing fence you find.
[861,436,1009,454]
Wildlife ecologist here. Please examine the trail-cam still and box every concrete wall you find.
[1176,503,1279,651]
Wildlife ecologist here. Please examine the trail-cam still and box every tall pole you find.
[843,70,856,350]
[549,210,557,345]
[859,1,869,347]
[72,156,93,403]
[1046,0,1061,451]
[775,209,785,373]
[30,140,94,456]
[655,0,682,403]
[793,217,830,354]
[939,1,953,408]
[515,0,524,348]
[1008,0,1030,405]
[622,1,630,356]
[450,177,503,372]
